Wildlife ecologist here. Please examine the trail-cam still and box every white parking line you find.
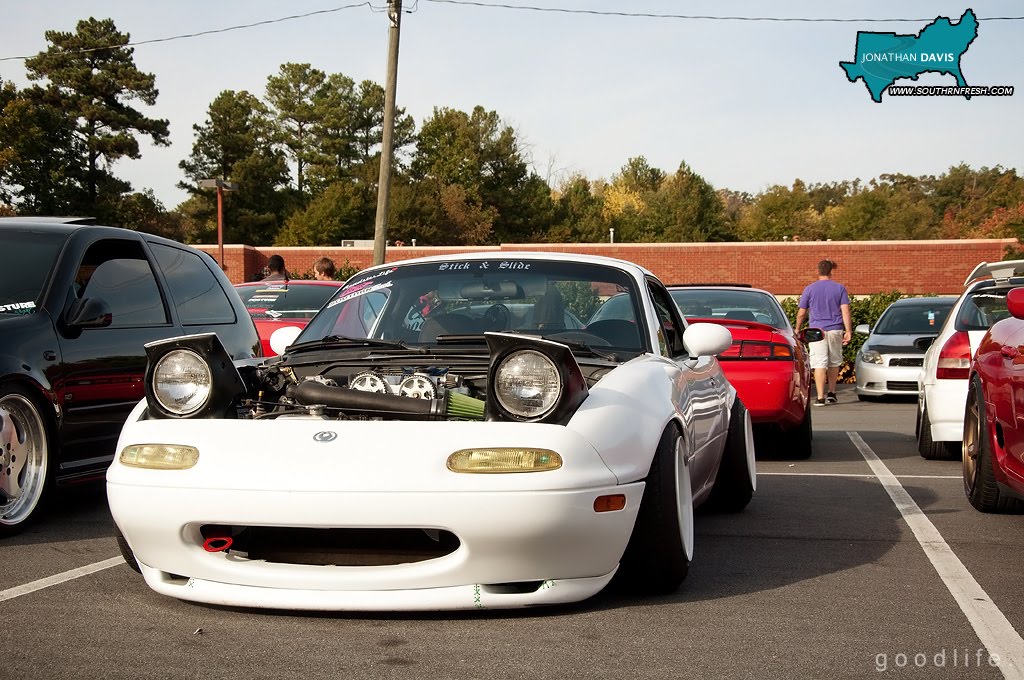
[848,431,1024,679]
[0,556,124,603]
[759,472,960,479]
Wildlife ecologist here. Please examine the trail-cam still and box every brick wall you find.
[195,239,1017,296]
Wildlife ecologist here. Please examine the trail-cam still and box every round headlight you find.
[152,349,212,416]
[495,350,562,419]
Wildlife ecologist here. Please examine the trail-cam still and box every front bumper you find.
[855,358,923,396]
[107,417,643,611]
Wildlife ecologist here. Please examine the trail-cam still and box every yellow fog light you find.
[120,444,199,470]
[447,448,562,473]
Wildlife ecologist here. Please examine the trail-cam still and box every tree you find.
[0,83,86,214]
[24,17,169,217]
[650,161,732,242]
[178,90,290,245]
[265,63,327,197]
[410,106,544,244]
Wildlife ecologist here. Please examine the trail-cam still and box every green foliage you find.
[556,281,601,323]
[24,17,169,217]
[783,290,905,383]
[291,259,359,281]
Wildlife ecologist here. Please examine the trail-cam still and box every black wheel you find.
[963,376,1023,512]
[618,424,693,594]
[0,384,53,536]
[917,401,957,460]
[787,399,813,460]
[709,398,757,511]
[115,527,142,573]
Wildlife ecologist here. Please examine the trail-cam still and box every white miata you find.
[107,253,755,611]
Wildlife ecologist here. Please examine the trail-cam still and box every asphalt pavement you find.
[2,385,1021,680]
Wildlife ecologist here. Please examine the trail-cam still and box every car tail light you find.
[720,341,793,360]
[936,331,972,379]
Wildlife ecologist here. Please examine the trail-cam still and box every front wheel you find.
[0,385,53,536]
[963,376,1023,512]
[787,399,813,460]
[618,425,693,594]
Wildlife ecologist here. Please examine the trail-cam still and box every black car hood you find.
[863,333,936,354]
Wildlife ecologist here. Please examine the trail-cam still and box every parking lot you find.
[3,386,1023,679]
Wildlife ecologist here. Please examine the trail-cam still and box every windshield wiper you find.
[286,335,416,353]
[556,340,621,362]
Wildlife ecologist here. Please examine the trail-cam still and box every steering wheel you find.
[484,303,512,330]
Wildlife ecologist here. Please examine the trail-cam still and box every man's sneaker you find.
[826,392,838,404]
[814,397,826,407]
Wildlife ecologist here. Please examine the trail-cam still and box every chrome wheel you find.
[673,438,694,561]
[0,393,49,528]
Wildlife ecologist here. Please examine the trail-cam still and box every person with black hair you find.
[262,254,288,282]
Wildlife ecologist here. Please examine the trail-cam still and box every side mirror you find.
[683,322,733,357]
[1008,287,1024,320]
[800,327,824,343]
[855,324,870,335]
[66,297,112,329]
[914,336,936,351]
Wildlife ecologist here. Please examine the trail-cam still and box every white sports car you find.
[107,252,755,611]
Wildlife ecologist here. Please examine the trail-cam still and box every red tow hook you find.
[201,526,233,553]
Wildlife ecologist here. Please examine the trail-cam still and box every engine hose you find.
[291,380,446,419]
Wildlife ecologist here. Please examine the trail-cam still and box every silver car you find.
[855,297,955,399]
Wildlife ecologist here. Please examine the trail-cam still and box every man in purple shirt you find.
[795,259,852,406]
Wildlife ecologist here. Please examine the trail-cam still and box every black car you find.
[0,218,261,534]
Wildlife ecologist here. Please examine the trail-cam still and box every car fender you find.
[567,355,690,485]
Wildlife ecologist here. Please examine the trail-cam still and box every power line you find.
[0,2,388,63]
[423,0,1024,23]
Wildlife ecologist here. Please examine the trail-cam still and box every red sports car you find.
[670,285,813,457]
[235,280,346,356]
[963,286,1024,512]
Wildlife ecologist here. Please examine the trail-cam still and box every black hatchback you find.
[0,218,261,534]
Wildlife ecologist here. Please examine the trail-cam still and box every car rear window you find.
[150,243,236,325]
[874,301,954,334]
[955,288,1014,331]
[0,230,68,315]
[670,288,789,328]
[237,283,341,320]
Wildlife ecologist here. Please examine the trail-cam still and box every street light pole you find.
[372,0,403,266]
[200,178,237,270]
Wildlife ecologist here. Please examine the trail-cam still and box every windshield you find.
[297,259,647,353]
[873,300,954,335]
[670,288,790,328]
[237,282,342,321]
[0,230,68,316]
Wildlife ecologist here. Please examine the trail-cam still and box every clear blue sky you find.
[1,1,1021,209]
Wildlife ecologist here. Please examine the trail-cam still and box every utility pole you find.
[372,0,403,266]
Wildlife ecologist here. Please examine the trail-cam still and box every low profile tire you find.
[963,376,1023,513]
[618,424,693,594]
[0,384,53,536]
[708,398,757,511]
[115,527,142,573]
[917,401,957,460]
[787,399,813,460]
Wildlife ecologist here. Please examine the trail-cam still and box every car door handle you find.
[1001,346,1020,359]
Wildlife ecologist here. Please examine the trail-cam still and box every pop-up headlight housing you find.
[144,333,247,419]
[484,333,588,424]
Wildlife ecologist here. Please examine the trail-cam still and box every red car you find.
[963,286,1024,512]
[235,280,346,356]
[670,285,814,458]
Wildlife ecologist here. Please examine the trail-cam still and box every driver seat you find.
[531,286,565,330]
